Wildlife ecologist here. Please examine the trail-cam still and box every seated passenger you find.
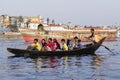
[67,39,74,50]
[45,38,55,51]
[45,45,52,51]
[27,38,41,51]
[53,38,61,51]
[78,39,83,49]
[61,39,68,51]
[41,39,47,51]
[73,36,79,49]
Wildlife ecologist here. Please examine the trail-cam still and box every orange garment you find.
[94,34,102,42]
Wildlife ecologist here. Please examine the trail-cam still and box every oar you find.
[85,37,115,55]
[101,45,115,55]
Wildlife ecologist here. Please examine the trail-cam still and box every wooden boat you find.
[7,37,106,57]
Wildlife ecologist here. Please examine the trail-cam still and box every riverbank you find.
[0,31,23,41]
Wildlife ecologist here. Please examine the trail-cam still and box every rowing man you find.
[87,28,102,43]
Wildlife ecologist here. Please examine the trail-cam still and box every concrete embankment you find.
[0,31,23,41]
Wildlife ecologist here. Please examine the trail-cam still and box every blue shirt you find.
[78,43,83,49]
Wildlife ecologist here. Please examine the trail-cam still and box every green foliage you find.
[38,24,44,31]
[18,16,23,23]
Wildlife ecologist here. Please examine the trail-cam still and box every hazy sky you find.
[0,0,120,26]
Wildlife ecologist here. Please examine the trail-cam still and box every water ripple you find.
[0,38,120,80]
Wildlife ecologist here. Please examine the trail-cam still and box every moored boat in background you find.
[19,25,117,43]
[117,27,120,38]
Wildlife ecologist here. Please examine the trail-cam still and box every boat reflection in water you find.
[35,57,42,72]
[8,54,105,80]
[34,56,58,71]
[91,55,105,80]
[33,54,105,80]
[91,55,103,66]
[62,56,68,70]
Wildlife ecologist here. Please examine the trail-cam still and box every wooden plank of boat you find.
[7,37,106,57]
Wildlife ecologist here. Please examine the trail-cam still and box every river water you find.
[0,38,120,80]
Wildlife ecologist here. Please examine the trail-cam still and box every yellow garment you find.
[94,34,102,42]
[31,42,41,51]
[62,43,68,51]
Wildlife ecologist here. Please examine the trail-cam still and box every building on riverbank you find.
[0,15,44,28]
[0,14,119,41]
[0,15,20,28]
[19,16,44,29]
[0,15,9,27]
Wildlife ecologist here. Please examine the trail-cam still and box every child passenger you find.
[78,39,83,49]
[67,39,74,50]
[61,39,68,51]
[41,39,47,51]
[53,38,61,51]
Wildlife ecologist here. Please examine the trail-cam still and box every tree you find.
[38,24,44,31]
[26,19,31,28]
[52,19,55,24]
[47,17,50,24]
[18,16,23,23]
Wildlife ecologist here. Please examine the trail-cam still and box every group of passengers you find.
[27,36,83,51]
[27,28,102,51]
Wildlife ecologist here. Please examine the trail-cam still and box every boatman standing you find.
[87,28,102,43]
